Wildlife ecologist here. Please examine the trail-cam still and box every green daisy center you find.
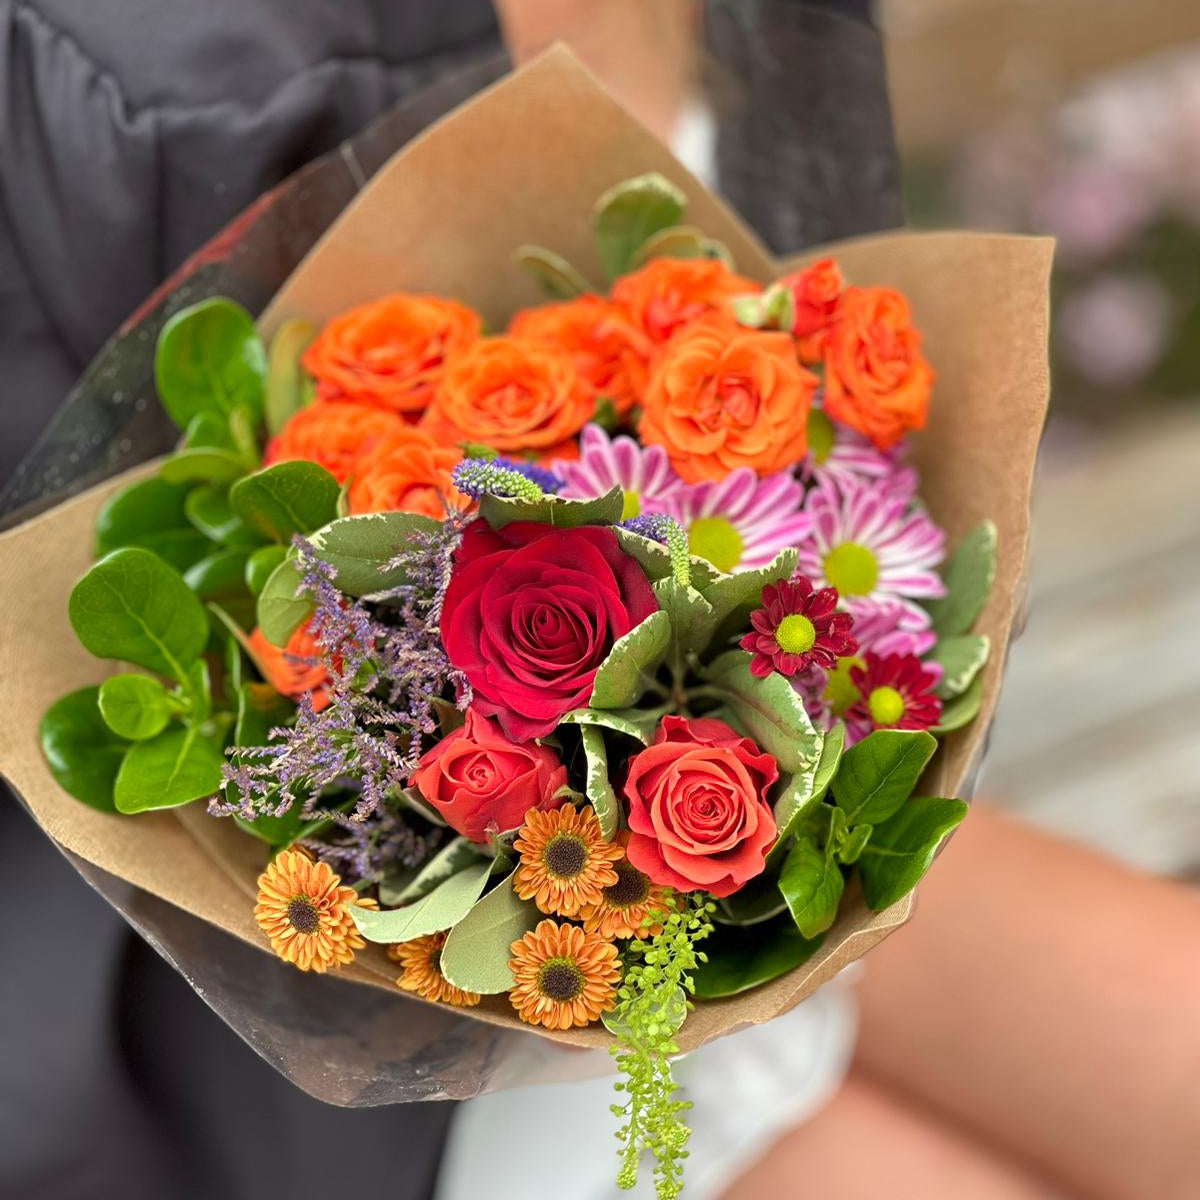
[539,958,585,1003]
[621,490,641,521]
[689,517,744,573]
[868,685,906,726]
[823,542,879,596]
[807,408,836,465]
[286,895,320,935]
[775,613,816,655]
[824,655,865,717]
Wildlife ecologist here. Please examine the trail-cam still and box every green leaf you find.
[514,245,594,298]
[580,725,620,840]
[768,725,843,864]
[440,873,541,993]
[478,485,624,531]
[235,808,331,849]
[97,674,173,741]
[931,634,991,700]
[39,687,131,811]
[589,610,671,709]
[779,834,845,938]
[379,836,487,906]
[831,729,938,826]
[245,545,289,597]
[702,547,799,630]
[69,548,209,680]
[859,796,969,910]
[693,915,825,999]
[811,722,845,805]
[612,527,721,589]
[352,859,493,944]
[113,725,225,813]
[159,445,248,486]
[560,706,660,744]
[184,547,252,605]
[713,872,789,926]
[653,576,717,660]
[308,511,441,596]
[95,476,209,572]
[593,173,687,281]
[184,484,261,547]
[181,659,213,722]
[230,461,340,543]
[631,225,732,267]
[699,649,822,775]
[155,297,267,430]
[265,318,317,436]
[838,822,873,865]
[233,681,294,748]
[933,674,984,734]
[926,520,997,637]
[255,557,312,647]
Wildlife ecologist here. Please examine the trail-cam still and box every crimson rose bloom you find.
[624,715,778,898]
[411,707,567,842]
[441,521,658,740]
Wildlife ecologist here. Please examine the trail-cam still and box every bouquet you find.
[1,51,1051,1199]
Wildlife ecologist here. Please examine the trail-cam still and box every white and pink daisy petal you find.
[801,404,907,492]
[796,476,946,628]
[553,423,684,519]
[667,467,812,574]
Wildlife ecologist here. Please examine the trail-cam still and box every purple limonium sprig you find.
[303,802,443,887]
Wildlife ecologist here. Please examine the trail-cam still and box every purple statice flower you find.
[665,468,812,574]
[304,802,443,887]
[553,423,684,519]
[797,475,946,632]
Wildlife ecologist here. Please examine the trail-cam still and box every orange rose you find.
[612,256,760,344]
[347,426,465,519]
[302,294,481,415]
[424,336,592,453]
[823,287,933,450]
[782,257,844,363]
[510,296,652,416]
[265,399,404,483]
[249,623,332,712]
[639,316,817,482]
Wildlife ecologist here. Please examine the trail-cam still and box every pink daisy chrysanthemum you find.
[740,575,857,679]
[851,598,939,660]
[796,476,946,629]
[553,423,684,520]
[844,652,943,744]
[666,468,813,574]
[801,403,912,493]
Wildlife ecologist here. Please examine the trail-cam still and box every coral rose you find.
[624,715,778,898]
[612,256,760,345]
[823,286,933,450]
[264,399,403,484]
[424,337,592,453]
[782,257,844,362]
[411,707,567,843]
[440,521,658,740]
[347,426,465,519]
[249,623,332,712]
[302,294,481,415]
[639,315,818,482]
[510,295,652,416]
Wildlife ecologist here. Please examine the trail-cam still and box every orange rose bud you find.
[611,256,761,344]
[509,295,652,416]
[639,316,818,483]
[264,399,404,483]
[783,257,844,363]
[823,286,933,450]
[249,623,332,712]
[302,294,481,415]
[424,336,592,453]
[347,426,465,519]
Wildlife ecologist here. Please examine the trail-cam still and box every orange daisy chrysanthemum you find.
[388,933,481,1007]
[579,834,672,941]
[509,919,621,1030]
[253,849,366,973]
[513,804,623,917]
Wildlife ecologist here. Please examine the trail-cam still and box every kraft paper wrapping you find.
[0,48,1051,1053]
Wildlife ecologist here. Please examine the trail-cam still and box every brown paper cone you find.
[0,47,1051,1053]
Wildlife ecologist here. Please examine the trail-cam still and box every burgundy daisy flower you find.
[844,652,942,743]
[740,575,857,679]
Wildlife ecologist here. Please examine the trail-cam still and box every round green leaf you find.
[95,476,209,572]
[245,544,289,596]
[265,318,317,436]
[69,547,209,680]
[255,557,312,646]
[307,511,440,596]
[184,485,262,546]
[113,726,225,813]
[230,461,340,543]
[593,172,687,281]
[98,674,172,740]
[39,686,131,811]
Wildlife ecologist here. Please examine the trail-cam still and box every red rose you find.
[411,707,567,843]
[441,521,658,740]
[781,257,844,363]
[624,715,778,898]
